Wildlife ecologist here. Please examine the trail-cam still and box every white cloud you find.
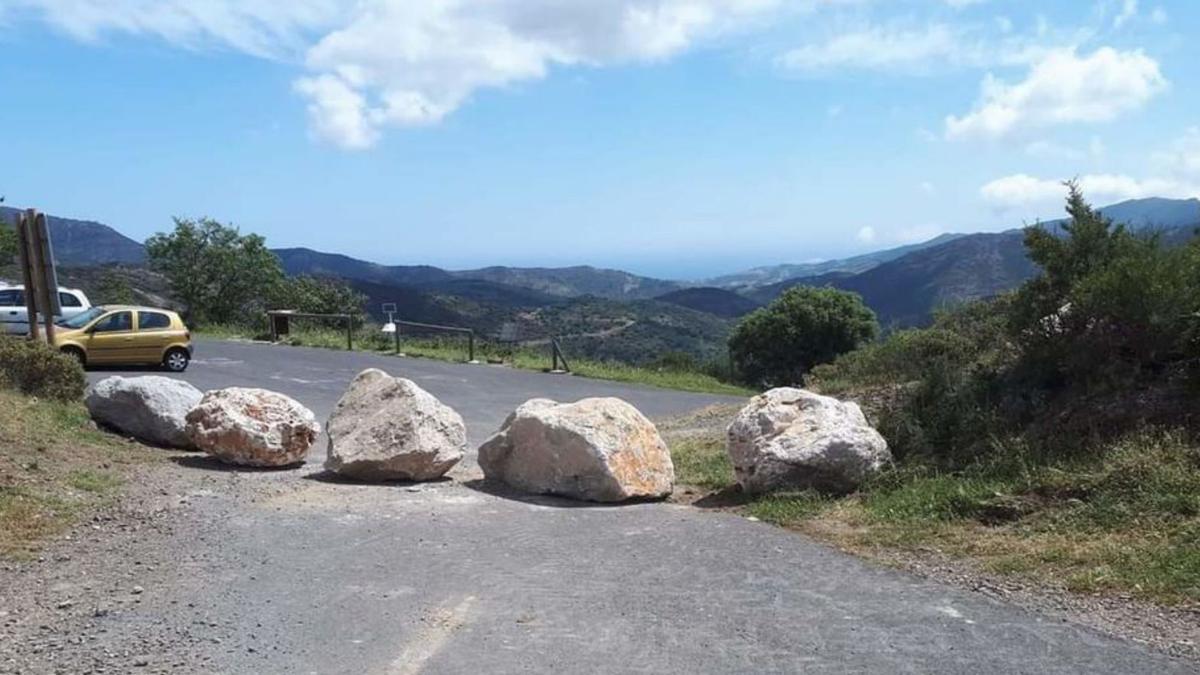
[0,0,343,59]
[855,226,877,244]
[945,47,1167,140]
[1153,127,1200,176]
[980,173,1198,208]
[1113,0,1138,28]
[776,21,1052,74]
[4,0,784,149]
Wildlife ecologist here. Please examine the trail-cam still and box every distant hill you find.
[454,265,681,300]
[274,247,453,287]
[1045,197,1200,233]
[0,206,145,266]
[707,233,964,290]
[275,248,680,301]
[753,197,1200,327]
[656,287,761,318]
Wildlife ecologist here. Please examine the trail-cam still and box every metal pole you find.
[14,212,40,342]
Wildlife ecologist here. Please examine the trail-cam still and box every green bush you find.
[729,286,878,387]
[811,327,974,392]
[0,338,86,402]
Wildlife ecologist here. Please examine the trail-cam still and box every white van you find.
[0,284,93,335]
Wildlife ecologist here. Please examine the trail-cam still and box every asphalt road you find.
[90,338,743,459]
[77,339,1189,674]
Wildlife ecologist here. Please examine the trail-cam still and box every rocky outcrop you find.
[478,397,674,502]
[726,388,890,494]
[325,369,465,481]
[185,388,319,467]
[85,376,203,449]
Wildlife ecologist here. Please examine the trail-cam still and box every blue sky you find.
[1,0,1198,279]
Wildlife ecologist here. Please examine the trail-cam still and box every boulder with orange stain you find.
[478,397,674,502]
[185,387,320,467]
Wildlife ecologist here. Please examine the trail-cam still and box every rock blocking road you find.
[15,339,1184,673]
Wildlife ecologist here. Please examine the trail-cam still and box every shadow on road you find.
[461,478,668,510]
[302,470,454,488]
[170,455,305,473]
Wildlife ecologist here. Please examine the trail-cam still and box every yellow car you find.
[54,306,194,372]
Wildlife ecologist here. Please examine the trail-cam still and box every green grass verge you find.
[0,390,154,558]
[197,323,754,397]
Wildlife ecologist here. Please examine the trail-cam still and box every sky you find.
[0,0,1198,280]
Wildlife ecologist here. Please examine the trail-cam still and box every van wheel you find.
[163,348,190,372]
[61,347,86,369]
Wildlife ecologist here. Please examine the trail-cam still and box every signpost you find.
[12,209,59,342]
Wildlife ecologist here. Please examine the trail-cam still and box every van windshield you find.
[57,307,106,329]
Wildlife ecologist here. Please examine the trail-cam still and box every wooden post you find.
[468,331,476,363]
[14,212,40,341]
[346,315,353,351]
[31,213,57,342]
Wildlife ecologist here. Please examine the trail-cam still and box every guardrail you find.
[386,319,477,363]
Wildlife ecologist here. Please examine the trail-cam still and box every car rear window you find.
[139,312,171,330]
[58,292,83,308]
[0,289,25,306]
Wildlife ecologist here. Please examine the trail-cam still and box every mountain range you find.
[3,197,1198,362]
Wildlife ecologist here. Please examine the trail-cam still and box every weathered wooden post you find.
[13,211,40,341]
[30,212,59,342]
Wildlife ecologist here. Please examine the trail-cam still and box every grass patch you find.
[198,323,754,397]
[670,436,734,490]
[67,469,123,494]
[0,389,156,558]
[746,491,831,524]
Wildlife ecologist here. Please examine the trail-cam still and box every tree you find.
[145,218,283,325]
[0,221,17,265]
[267,275,367,324]
[729,286,878,386]
[96,269,138,305]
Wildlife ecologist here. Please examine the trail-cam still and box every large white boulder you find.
[185,388,320,467]
[85,376,203,449]
[726,388,891,494]
[324,369,465,481]
[479,397,675,503]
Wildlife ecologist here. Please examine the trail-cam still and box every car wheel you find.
[61,347,86,369]
[163,348,190,372]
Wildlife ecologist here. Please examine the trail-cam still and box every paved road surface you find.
[75,339,1188,674]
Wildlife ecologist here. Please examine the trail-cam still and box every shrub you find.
[729,286,878,387]
[0,338,86,402]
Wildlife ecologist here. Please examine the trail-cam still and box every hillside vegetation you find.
[674,186,1200,605]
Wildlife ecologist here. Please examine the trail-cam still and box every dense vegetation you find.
[812,184,1200,467]
[0,337,86,402]
[724,186,1200,603]
[729,286,878,387]
[145,218,367,326]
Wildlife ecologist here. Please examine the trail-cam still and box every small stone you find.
[131,586,144,595]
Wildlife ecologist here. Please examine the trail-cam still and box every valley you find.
[3,197,1198,366]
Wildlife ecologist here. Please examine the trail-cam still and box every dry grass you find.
[0,389,159,558]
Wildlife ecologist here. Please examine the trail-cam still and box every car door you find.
[134,311,173,363]
[85,310,135,364]
[0,289,28,335]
